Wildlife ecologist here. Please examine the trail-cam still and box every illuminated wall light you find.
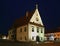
[2,36,7,39]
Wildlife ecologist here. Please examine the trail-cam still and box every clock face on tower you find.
[36,13,39,21]
[36,17,39,21]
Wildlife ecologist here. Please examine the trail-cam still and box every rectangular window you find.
[25,36,27,40]
[24,27,26,32]
[20,28,22,32]
[41,28,43,33]
[37,27,39,33]
[32,37,34,40]
[41,37,43,40]
[32,26,34,32]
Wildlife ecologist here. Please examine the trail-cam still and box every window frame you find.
[41,28,43,33]
[37,27,39,33]
[32,26,34,32]
[20,28,22,32]
[24,27,26,32]
[32,36,34,40]
[25,36,27,40]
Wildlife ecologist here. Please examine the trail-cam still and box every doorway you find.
[36,36,40,42]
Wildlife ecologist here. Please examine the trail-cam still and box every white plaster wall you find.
[30,9,43,26]
[16,25,28,41]
[39,27,45,41]
[29,8,44,41]
[28,24,37,41]
[28,24,44,41]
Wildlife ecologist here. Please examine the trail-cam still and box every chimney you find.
[26,11,28,17]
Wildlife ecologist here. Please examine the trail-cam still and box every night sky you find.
[1,0,60,34]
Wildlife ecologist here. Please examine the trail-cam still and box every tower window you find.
[36,14,38,16]
[36,17,39,21]
[32,26,34,32]
[37,27,39,33]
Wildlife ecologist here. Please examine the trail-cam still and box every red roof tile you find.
[10,9,44,29]
[12,11,33,28]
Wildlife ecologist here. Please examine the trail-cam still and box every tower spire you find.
[36,4,38,9]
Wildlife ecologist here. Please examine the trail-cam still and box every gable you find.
[10,4,44,29]
[30,9,43,26]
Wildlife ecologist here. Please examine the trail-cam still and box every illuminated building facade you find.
[8,4,45,42]
[45,32,60,41]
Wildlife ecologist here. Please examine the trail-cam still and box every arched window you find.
[32,26,34,32]
[37,27,39,33]
[36,36,40,42]
[41,28,43,33]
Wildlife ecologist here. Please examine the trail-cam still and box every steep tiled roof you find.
[10,9,44,29]
[12,11,34,28]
